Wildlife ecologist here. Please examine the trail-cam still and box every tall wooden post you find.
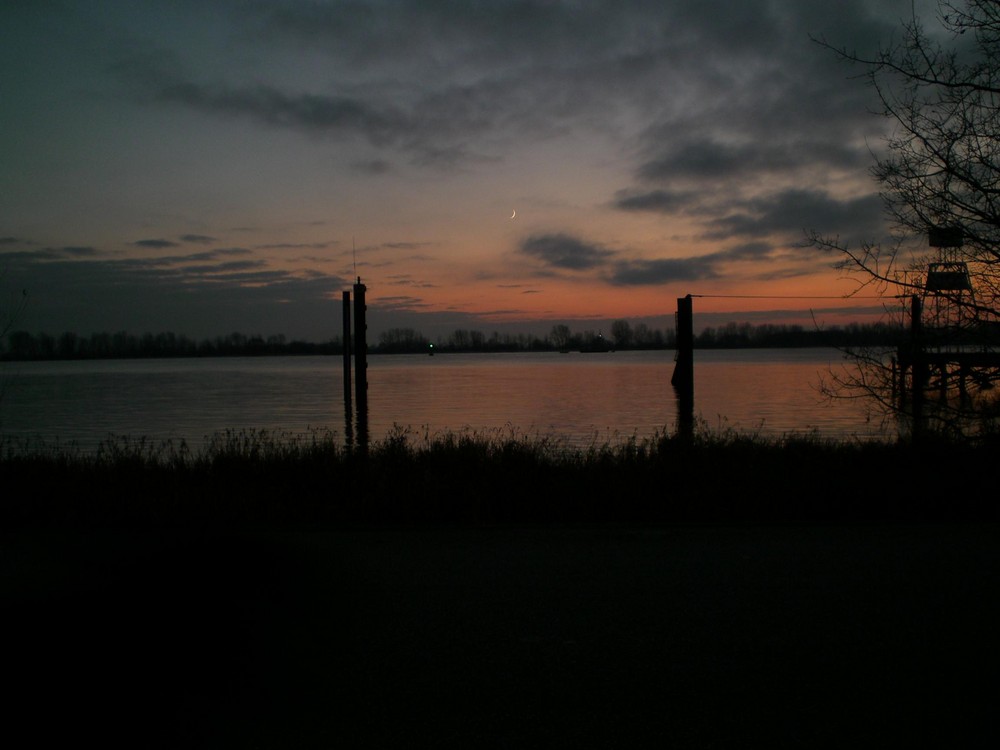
[910,294,925,439]
[353,278,369,451]
[671,295,694,440]
[342,290,354,449]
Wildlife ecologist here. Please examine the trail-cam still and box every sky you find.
[1,0,942,343]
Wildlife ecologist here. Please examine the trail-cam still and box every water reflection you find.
[0,349,886,452]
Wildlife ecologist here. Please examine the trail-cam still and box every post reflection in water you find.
[363,349,882,448]
[0,349,885,453]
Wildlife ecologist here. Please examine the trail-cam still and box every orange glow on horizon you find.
[364,265,892,331]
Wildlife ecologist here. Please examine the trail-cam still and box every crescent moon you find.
[510,209,516,219]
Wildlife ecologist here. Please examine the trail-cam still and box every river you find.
[0,348,889,452]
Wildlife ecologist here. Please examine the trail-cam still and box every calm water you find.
[0,349,888,452]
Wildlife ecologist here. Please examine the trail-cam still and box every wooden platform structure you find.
[894,294,1000,420]
[895,348,1000,396]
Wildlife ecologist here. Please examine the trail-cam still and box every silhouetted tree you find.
[0,280,26,404]
[378,327,429,353]
[446,329,486,350]
[812,0,1000,438]
[549,324,572,351]
[633,322,670,348]
[1,278,27,346]
[576,329,610,352]
[611,319,633,349]
[0,322,907,361]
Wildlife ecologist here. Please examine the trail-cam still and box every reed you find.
[1,425,996,526]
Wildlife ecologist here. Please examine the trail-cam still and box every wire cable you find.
[687,293,886,300]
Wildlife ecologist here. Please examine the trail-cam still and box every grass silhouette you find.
[4,425,999,747]
[2,425,996,526]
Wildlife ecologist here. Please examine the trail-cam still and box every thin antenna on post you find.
[353,237,357,278]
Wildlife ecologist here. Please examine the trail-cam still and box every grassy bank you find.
[5,427,999,747]
[3,426,996,526]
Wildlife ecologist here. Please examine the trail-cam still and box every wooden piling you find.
[353,278,369,451]
[342,290,354,448]
[671,295,694,439]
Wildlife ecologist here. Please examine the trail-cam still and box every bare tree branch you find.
[811,0,1000,441]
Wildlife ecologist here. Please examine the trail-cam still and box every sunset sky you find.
[1,0,938,343]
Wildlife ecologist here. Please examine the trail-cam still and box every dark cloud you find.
[352,159,392,174]
[0,250,59,262]
[0,249,350,340]
[257,242,334,250]
[383,242,432,250]
[176,260,268,275]
[146,73,518,168]
[520,234,616,271]
[615,181,886,246]
[6,246,105,260]
[635,138,871,183]
[611,257,719,285]
[717,243,777,262]
[254,1,685,85]
[702,189,885,241]
[384,275,438,289]
[594,1,900,249]
[369,295,436,313]
[117,46,504,167]
[611,243,778,285]
[158,81,410,145]
[26,245,103,260]
[3,0,923,339]
[108,0,910,185]
[128,248,252,267]
[207,247,252,256]
[614,188,699,213]
[516,230,825,287]
[134,239,180,249]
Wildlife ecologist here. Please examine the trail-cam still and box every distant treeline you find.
[0,321,909,361]
[0,331,338,361]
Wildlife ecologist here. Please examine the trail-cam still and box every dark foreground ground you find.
[6,521,999,748]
